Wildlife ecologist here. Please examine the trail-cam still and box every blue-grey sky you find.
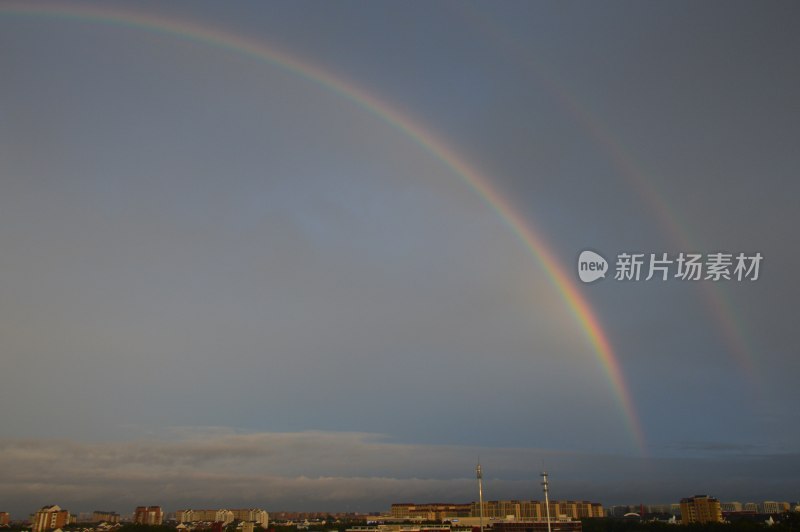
[1,0,798,516]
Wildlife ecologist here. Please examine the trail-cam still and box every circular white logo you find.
[578,250,608,283]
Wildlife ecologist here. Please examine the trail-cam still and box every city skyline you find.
[1,0,798,516]
[7,496,800,523]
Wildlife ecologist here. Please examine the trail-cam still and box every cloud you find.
[1,430,799,518]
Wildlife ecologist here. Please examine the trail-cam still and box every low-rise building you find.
[391,501,603,521]
[178,509,268,527]
[231,509,269,527]
[761,502,790,514]
[93,511,121,524]
[721,502,743,513]
[390,504,472,520]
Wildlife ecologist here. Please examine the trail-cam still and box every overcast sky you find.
[1,0,798,517]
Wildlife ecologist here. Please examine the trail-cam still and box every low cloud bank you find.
[1,430,797,517]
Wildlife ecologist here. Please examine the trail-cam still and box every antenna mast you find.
[477,462,485,532]
[541,471,552,532]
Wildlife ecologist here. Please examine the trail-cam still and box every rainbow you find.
[459,6,759,391]
[530,68,760,382]
[0,3,646,451]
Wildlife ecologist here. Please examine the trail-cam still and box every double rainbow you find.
[1,3,646,451]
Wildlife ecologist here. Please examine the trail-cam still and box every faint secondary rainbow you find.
[458,5,759,384]
[1,3,646,452]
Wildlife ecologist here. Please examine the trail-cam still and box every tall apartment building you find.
[134,506,163,525]
[0,512,10,526]
[217,511,234,526]
[680,496,722,524]
[33,505,70,532]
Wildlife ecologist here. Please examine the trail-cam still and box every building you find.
[472,501,548,520]
[391,501,603,522]
[680,496,722,524]
[557,502,604,519]
[608,506,631,518]
[217,510,235,526]
[33,506,70,532]
[231,509,269,527]
[134,506,163,525]
[178,510,208,523]
[720,502,743,513]
[93,511,121,524]
[178,509,268,527]
[643,504,672,515]
[0,512,10,526]
[390,504,472,520]
[761,502,790,514]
